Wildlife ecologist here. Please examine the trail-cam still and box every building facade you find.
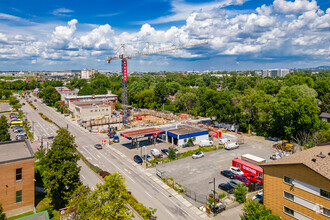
[262,145,330,220]
[262,69,290,78]
[64,92,118,105]
[75,104,112,121]
[167,125,209,147]
[0,140,35,217]
[81,68,97,79]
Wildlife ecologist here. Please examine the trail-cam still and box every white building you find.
[81,68,97,79]
[262,69,290,78]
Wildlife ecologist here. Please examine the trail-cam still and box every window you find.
[184,139,187,143]
[106,109,108,111]
[323,207,330,217]
[16,168,22,181]
[284,206,294,216]
[91,110,93,112]
[237,163,241,168]
[284,191,294,201]
[320,189,330,199]
[102,109,104,111]
[16,190,22,203]
[284,176,294,184]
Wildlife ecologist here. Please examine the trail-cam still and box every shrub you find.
[218,191,226,199]
[99,171,111,178]
[234,184,247,203]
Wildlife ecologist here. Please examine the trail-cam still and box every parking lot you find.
[150,135,275,203]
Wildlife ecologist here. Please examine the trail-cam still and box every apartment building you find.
[81,68,97,79]
[75,104,112,121]
[0,140,35,217]
[262,69,290,78]
[262,145,330,220]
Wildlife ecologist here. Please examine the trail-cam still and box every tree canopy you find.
[39,85,60,106]
[0,116,10,142]
[241,200,280,220]
[39,128,81,209]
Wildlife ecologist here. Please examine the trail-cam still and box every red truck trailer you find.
[232,158,263,178]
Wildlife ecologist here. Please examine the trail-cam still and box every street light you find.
[209,178,216,205]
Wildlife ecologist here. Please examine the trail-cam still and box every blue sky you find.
[0,0,329,71]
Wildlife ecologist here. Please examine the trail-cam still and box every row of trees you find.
[0,116,10,142]
[36,128,138,218]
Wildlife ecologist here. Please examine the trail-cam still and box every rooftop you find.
[78,104,110,109]
[65,93,118,99]
[0,140,34,163]
[121,127,165,140]
[262,145,330,180]
[319,112,330,119]
[72,100,113,106]
[167,125,206,136]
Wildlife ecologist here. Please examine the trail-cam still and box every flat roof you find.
[167,125,206,136]
[121,127,165,140]
[65,94,118,99]
[0,140,34,163]
[78,104,110,109]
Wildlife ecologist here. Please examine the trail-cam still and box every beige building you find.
[81,68,97,79]
[74,103,113,121]
[0,140,35,217]
[262,145,330,220]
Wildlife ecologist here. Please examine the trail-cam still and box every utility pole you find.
[209,178,216,205]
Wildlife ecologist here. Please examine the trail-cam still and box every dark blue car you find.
[218,183,235,194]
[133,155,143,164]
[221,170,235,179]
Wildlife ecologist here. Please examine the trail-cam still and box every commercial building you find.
[57,89,79,101]
[262,69,290,78]
[81,68,97,79]
[68,100,115,118]
[0,140,35,217]
[74,103,112,121]
[167,125,209,147]
[64,91,118,105]
[262,145,330,220]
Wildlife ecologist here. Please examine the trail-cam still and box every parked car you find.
[218,183,235,193]
[142,154,153,162]
[94,144,102,150]
[14,128,25,133]
[220,170,235,179]
[230,166,244,175]
[134,155,143,164]
[22,103,25,105]
[225,142,239,150]
[199,140,213,147]
[16,134,27,140]
[12,126,23,131]
[234,175,252,186]
[161,149,168,155]
[113,136,120,143]
[243,173,263,184]
[11,118,20,122]
[192,151,204,159]
[228,179,244,188]
[209,203,226,214]
[151,149,161,157]
[252,192,263,204]
[219,138,229,145]
[270,152,290,160]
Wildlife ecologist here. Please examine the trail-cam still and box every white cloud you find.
[52,8,74,16]
[273,0,319,14]
[139,0,248,24]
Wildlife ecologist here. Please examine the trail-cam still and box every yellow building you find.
[262,145,330,220]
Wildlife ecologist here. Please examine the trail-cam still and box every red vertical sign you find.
[122,59,127,81]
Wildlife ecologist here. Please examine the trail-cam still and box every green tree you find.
[154,82,169,107]
[0,116,10,142]
[3,90,12,99]
[68,173,133,219]
[115,101,122,110]
[167,82,181,95]
[0,203,6,220]
[39,128,81,209]
[134,89,155,108]
[40,86,60,106]
[241,199,280,220]
[77,85,94,96]
[168,147,177,160]
[234,184,247,203]
[174,91,198,113]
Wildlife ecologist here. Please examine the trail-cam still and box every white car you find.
[230,166,244,175]
[199,140,213,147]
[192,151,204,159]
[225,142,239,150]
[151,149,161,157]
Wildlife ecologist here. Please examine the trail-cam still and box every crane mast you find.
[107,41,208,126]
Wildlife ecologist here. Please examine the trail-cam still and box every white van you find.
[199,140,213,147]
[219,138,229,145]
[225,142,239,150]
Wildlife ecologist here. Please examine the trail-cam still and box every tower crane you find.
[106,41,208,125]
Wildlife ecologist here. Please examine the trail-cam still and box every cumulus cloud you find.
[0,0,329,68]
[273,0,319,14]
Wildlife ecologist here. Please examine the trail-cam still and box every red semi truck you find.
[232,158,264,178]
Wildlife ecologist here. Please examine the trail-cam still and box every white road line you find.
[81,175,86,180]
[97,155,101,158]
[165,208,175,218]
[145,191,152,198]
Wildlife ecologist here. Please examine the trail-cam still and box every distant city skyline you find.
[0,0,329,71]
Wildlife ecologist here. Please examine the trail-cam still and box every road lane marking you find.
[165,208,175,218]
[81,175,86,180]
[145,191,152,198]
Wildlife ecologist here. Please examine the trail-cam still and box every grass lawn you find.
[7,211,34,220]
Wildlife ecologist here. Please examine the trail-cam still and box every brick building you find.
[0,140,35,217]
[262,145,330,219]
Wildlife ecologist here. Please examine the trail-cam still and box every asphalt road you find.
[154,136,275,204]
[32,97,203,220]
